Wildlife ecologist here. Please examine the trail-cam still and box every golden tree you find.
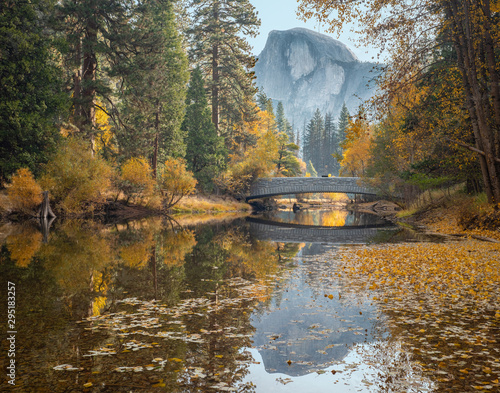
[119,157,156,205]
[7,168,42,215]
[298,0,500,204]
[158,158,197,209]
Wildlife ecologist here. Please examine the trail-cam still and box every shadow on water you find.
[0,211,439,392]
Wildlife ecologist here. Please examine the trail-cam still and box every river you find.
[0,209,497,392]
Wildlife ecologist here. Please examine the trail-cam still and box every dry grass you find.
[404,192,500,241]
[397,185,463,218]
[170,195,251,214]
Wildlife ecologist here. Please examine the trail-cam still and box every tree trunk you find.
[38,191,56,219]
[40,216,56,244]
[73,38,82,129]
[82,19,98,156]
[478,0,500,154]
[153,102,160,179]
[447,0,500,203]
[211,3,220,131]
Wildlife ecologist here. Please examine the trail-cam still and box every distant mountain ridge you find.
[254,28,381,126]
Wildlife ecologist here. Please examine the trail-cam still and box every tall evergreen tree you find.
[182,68,226,191]
[303,109,324,174]
[275,134,301,177]
[338,102,350,148]
[116,0,188,176]
[0,0,67,181]
[56,0,128,153]
[187,0,260,137]
[324,112,340,175]
[276,101,294,141]
[257,91,271,112]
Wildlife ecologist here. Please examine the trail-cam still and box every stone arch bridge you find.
[247,177,376,201]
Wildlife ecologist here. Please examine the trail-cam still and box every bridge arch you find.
[247,177,376,201]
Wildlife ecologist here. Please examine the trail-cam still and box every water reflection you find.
[262,209,389,227]
[250,244,381,377]
[0,212,438,392]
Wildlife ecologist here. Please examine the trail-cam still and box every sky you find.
[248,0,380,63]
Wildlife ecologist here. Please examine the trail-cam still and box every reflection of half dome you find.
[250,243,379,377]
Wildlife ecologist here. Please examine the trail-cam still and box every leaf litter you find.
[328,239,500,392]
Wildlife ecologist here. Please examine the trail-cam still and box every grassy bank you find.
[395,191,500,242]
[168,195,251,214]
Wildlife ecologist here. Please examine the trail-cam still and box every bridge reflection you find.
[248,216,398,244]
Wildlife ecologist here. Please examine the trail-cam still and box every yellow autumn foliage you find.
[216,110,280,196]
[40,139,114,213]
[161,229,196,268]
[7,168,43,214]
[119,157,156,205]
[39,220,116,293]
[159,158,197,209]
[6,226,43,268]
[339,241,500,305]
[94,100,117,154]
[321,210,348,227]
[119,230,155,269]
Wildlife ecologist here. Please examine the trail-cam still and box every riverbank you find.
[332,194,500,392]
[1,192,251,223]
[353,194,500,241]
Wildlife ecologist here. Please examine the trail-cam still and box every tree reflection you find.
[5,223,43,267]
[0,216,302,392]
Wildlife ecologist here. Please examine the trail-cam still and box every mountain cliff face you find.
[254,28,381,125]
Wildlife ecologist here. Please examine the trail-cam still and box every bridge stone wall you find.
[248,177,376,201]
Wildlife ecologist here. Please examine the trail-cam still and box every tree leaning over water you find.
[298,0,500,204]
[187,0,261,142]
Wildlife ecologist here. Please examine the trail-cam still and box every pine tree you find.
[275,134,301,177]
[338,102,350,148]
[324,112,340,175]
[276,102,286,133]
[303,109,324,174]
[56,0,127,153]
[116,0,189,176]
[276,101,294,141]
[183,68,226,191]
[335,102,350,170]
[0,0,66,181]
[257,91,271,111]
[187,0,260,137]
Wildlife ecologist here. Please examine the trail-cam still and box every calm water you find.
[0,210,443,391]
